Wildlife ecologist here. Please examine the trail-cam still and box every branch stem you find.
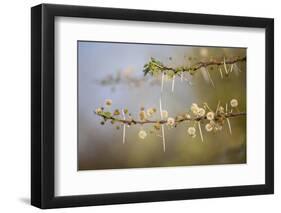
[96,112,246,126]
[148,56,246,76]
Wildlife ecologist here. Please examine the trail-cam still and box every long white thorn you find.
[204,102,213,112]
[161,72,164,93]
[234,63,242,73]
[219,67,223,79]
[223,57,228,74]
[198,121,204,142]
[216,100,221,114]
[230,64,234,73]
[172,75,175,92]
[159,98,163,114]
[226,118,232,135]
[206,68,215,88]
[161,125,166,152]
[200,68,209,83]
[159,98,166,152]
[122,109,126,144]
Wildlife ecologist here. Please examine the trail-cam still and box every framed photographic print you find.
[31,3,274,209]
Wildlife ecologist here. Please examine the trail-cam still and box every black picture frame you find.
[31,3,274,209]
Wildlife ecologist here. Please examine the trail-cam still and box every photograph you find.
[78,41,247,170]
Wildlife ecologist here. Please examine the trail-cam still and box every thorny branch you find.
[143,56,246,77]
[95,111,246,126]
[95,99,246,148]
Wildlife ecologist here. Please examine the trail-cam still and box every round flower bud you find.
[230,99,238,108]
[154,123,161,130]
[123,109,128,114]
[167,117,175,127]
[113,109,120,116]
[105,99,112,106]
[190,103,199,115]
[205,123,213,132]
[187,126,196,137]
[191,103,198,109]
[198,108,206,117]
[185,113,191,119]
[206,111,215,120]
[139,110,147,121]
[146,108,154,117]
[138,130,147,139]
[218,106,224,113]
[95,108,102,114]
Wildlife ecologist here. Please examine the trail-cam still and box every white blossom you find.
[230,99,238,107]
[198,108,206,117]
[167,117,175,127]
[218,106,224,113]
[206,111,215,120]
[95,108,102,114]
[205,123,213,132]
[138,130,147,139]
[187,126,196,137]
[146,108,154,117]
[191,103,199,115]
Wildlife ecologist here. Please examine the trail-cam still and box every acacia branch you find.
[96,111,246,126]
[187,56,246,72]
[144,56,246,76]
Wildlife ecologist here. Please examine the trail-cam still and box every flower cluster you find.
[139,107,157,121]
[190,103,206,117]
[186,99,241,141]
